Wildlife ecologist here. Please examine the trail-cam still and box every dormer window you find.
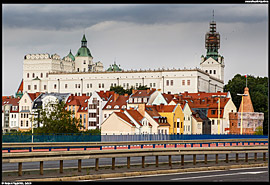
[114,105,119,109]
[107,105,111,109]
[129,98,133,103]
[122,105,126,109]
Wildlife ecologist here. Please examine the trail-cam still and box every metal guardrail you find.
[2,138,268,152]
[2,145,268,176]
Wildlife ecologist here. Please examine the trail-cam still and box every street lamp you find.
[237,93,248,135]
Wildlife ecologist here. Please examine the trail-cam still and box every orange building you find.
[66,94,90,131]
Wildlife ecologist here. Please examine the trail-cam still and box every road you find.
[94,166,269,182]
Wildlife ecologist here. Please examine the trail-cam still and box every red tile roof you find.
[28,92,42,101]
[115,112,135,126]
[131,89,156,98]
[16,79,23,94]
[97,91,115,101]
[126,110,144,126]
[66,94,90,112]
[2,97,20,113]
[103,94,129,110]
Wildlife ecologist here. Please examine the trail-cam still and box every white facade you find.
[46,69,223,96]
[200,56,225,82]
[183,103,192,135]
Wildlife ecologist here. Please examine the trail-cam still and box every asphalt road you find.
[94,166,269,182]
[2,153,266,172]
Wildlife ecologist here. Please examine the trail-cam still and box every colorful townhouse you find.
[2,96,20,133]
[155,104,185,134]
[18,92,42,132]
[66,94,90,131]
[88,90,115,129]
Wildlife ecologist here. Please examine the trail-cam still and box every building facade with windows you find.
[20,20,225,96]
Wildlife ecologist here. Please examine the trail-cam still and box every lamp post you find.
[237,93,248,135]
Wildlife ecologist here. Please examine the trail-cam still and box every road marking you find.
[170,171,267,181]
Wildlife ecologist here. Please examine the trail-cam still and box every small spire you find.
[212,9,215,21]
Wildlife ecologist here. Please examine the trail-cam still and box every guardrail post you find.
[263,152,266,161]
[226,154,229,163]
[153,144,155,148]
[95,158,99,171]
[181,155,184,166]
[128,145,130,149]
[67,147,70,151]
[29,147,32,152]
[164,144,166,148]
[141,145,143,149]
[245,153,248,162]
[18,162,22,176]
[112,157,115,170]
[236,153,239,163]
[193,154,196,165]
[204,154,207,164]
[127,157,130,169]
[78,159,82,172]
[114,146,117,150]
[169,155,172,167]
[60,160,63,173]
[215,154,218,164]
[156,156,159,167]
[40,161,43,175]
[254,153,257,162]
[142,156,145,168]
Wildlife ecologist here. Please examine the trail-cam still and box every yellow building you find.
[156,103,184,134]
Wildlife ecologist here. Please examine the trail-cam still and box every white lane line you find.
[170,171,267,181]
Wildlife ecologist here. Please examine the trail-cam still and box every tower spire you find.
[212,9,215,22]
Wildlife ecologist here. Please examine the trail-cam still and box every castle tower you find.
[75,34,94,72]
[238,87,254,113]
[200,10,225,82]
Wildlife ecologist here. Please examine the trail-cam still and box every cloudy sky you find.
[2,4,268,96]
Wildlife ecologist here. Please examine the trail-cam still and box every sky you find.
[2,4,268,96]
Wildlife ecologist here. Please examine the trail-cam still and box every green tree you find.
[224,74,268,135]
[34,100,83,133]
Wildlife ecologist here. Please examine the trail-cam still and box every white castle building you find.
[22,19,224,96]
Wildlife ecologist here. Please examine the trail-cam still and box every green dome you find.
[76,47,92,57]
[75,34,93,57]
[66,49,75,61]
[106,62,122,72]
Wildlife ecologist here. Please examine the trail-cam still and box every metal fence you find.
[2,133,268,143]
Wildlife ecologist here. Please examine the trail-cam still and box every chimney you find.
[157,89,161,91]
[147,89,150,94]
[138,103,145,117]
[132,89,137,95]
[114,93,119,102]
[124,93,128,97]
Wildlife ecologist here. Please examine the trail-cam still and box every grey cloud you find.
[3,4,267,31]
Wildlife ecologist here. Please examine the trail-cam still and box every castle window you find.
[206,70,208,73]
[77,68,79,72]
[28,85,31,90]
[44,85,47,90]
[102,84,104,88]
[84,68,86,72]
[32,73,35,78]
[213,70,216,74]
[27,73,29,78]
[54,84,57,89]
[187,80,190,86]
[153,83,156,87]
[65,84,68,89]
[182,80,185,85]
[41,73,43,78]
[34,85,37,90]
[171,80,173,86]
[90,84,92,88]
[166,80,169,86]
[83,60,86,64]
[210,70,212,74]
[87,84,89,88]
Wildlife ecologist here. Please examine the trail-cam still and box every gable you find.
[201,57,219,66]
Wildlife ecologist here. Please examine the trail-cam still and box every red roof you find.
[28,92,42,101]
[66,94,90,112]
[103,94,129,110]
[2,97,20,113]
[97,91,115,101]
[131,89,156,98]
[126,110,144,126]
[115,112,135,126]
[16,79,23,94]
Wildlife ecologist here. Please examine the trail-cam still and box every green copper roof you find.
[66,49,75,61]
[106,62,122,72]
[75,34,92,57]
[76,47,92,57]
[82,34,87,42]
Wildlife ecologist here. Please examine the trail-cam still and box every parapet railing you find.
[2,138,268,153]
[2,145,268,176]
